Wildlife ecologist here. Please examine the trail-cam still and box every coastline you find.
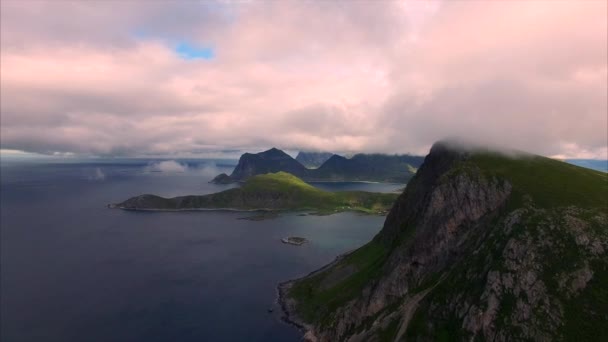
[276,249,355,341]
[108,204,281,212]
[108,205,388,216]
[213,179,407,185]
[307,180,405,185]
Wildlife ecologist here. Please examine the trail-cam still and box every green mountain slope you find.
[113,172,398,214]
[280,142,608,341]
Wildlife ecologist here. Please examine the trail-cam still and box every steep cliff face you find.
[282,141,608,341]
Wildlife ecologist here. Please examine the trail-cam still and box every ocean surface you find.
[0,158,400,342]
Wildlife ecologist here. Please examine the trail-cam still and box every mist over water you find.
[0,158,390,342]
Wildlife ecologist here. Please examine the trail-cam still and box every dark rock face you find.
[283,141,608,341]
[311,153,425,183]
[230,148,309,180]
[296,152,335,169]
[218,147,425,183]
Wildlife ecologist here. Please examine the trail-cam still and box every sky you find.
[1,0,606,159]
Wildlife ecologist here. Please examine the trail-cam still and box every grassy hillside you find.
[115,172,398,214]
[469,152,607,209]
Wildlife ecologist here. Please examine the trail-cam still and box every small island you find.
[281,237,308,246]
[111,172,398,215]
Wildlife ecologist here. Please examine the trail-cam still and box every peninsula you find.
[112,172,398,214]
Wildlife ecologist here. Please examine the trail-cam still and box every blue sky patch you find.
[131,29,214,60]
[174,42,215,60]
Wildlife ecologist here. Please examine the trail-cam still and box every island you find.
[281,237,308,246]
[111,172,398,214]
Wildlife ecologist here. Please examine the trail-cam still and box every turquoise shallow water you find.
[0,159,391,342]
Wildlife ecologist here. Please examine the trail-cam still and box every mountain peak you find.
[229,147,307,180]
[259,147,289,158]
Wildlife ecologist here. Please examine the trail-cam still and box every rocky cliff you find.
[281,141,608,341]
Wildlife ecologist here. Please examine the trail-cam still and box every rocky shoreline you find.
[277,280,316,341]
[276,250,355,341]
[107,204,278,212]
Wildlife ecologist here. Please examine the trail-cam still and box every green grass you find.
[469,153,607,209]
[238,172,398,212]
[242,171,320,192]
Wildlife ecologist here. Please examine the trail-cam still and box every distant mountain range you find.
[211,148,425,184]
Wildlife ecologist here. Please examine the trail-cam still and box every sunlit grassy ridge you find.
[242,171,320,192]
[470,152,607,209]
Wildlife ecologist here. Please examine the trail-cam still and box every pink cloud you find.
[0,0,606,158]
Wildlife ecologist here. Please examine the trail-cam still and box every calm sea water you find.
[0,158,393,342]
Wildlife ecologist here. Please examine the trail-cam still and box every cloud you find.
[89,168,106,181]
[1,1,606,158]
[145,160,188,173]
[194,162,223,178]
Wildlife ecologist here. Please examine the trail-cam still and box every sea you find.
[0,158,401,342]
